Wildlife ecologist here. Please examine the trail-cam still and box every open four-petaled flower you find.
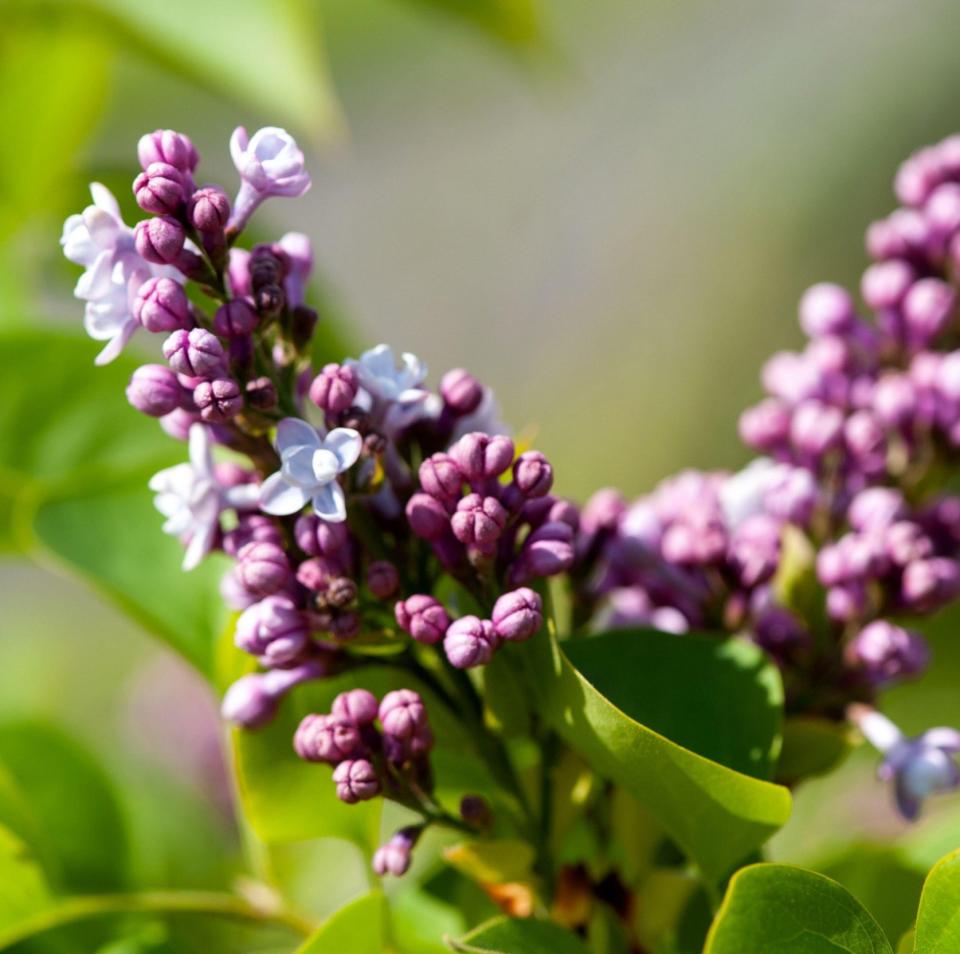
[259,418,362,521]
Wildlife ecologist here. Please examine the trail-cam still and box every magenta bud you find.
[512,451,554,498]
[903,278,955,347]
[492,587,543,642]
[331,689,379,726]
[194,377,243,422]
[373,829,418,877]
[188,186,231,234]
[220,674,277,729]
[245,376,277,410]
[133,276,190,332]
[213,298,258,337]
[133,162,186,215]
[378,689,428,740]
[237,541,290,597]
[450,432,515,482]
[406,493,450,540]
[309,363,359,414]
[846,620,929,686]
[331,612,361,642]
[126,364,183,417]
[138,129,198,174]
[789,399,844,458]
[366,560,399,599]
[419,453,463,501]
[451,494,507,551]
[902,558,960,611]
[798,282,856,338]
[235,595,308,666]
[223,514,283,557]
[861,260,916,310]
[394,594,450,645]
[295,557,339,592]
[333,758,380,804]
[294,513,349,557]
[294,713,363,764]
[739,399,791,452]
[134,216,185,265]
[444,616,498,669]
[440,368,483,415]
[163,327,226,378]
[516,521,575,580]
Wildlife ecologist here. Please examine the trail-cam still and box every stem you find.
[0,890,316,948]
[536,728,558,897]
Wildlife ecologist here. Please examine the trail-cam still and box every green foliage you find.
[776,717,855,785]
[399,0,541,51]
[296,891,388,953]
[448,915,589,953]
[913,847,960,953]
[0,824,54,937]
[705,863,892,954]
[512,630,791,881]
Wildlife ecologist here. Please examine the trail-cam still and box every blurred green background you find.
[5,0,960,948]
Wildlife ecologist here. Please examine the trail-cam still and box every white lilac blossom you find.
[228,126,311,232]
[60,184,176,364]
[149,425,258,569]
[347,344,428,405]
[259,418,362,521]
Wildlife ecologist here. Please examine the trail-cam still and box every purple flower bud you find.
[332,758,380,804]
[126,364,183,417]
[163,328,225,378]
[844,410,886,473]
[133,276,190,333]
[294,514,349,557]
[798,282,855,338]
[133,162,186,215]
[419,453,464,501]
[194,378,243,422]
[512,451,554,498]
[378,689,429,739]
[885,521,933,566]
[902,558,960,611]
[444,616,498,668]
[134,216,185,265]
[373,829,418,877]
[661,510,727,566]
[188,186,230,234]
[138,129,198,174]
[332,689,379,726]
[213,298,258,338]
[926,182,960,237]
[395,595,451,645]
[790,399,844,458]
[294,713,363,764]
[848,488,907,532]
[515,521,576,581]
[580,488,626,536]
[309,363,359,414]
[752,606,808,657]
[440,368,483,415]
[366,561,399,599]
[729,514,782,589]
[406,493,450,540]
[223,514,283,557]
[762,351,822,405]
[826,582,868,623]
[160,407,201,442]
[739,399,791,452]
[492,588,543,642]
[903,278,955,347]
[450,432,515,483]
[846,620,929,686]
[245,376,277,411]
[235,595,308,666]
[237,541,291,597]
[221,674,277,729]
[872,373,917,430]
[451,494,508,551]
[861,260,916,310]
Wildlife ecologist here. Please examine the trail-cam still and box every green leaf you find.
[512,631,790,881]
[914,847,960,953]
[0,824,54,936]
[399,0,541,51]
[448,916,589,954]
[776,717,855,785]
[0,721,128,893]
[705,863,893,954]
[296,892,388,953]
[898,931,916,954]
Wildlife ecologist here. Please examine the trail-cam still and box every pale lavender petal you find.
[323,428,362,471]
[259,472,309,516]
[312,481,346,522]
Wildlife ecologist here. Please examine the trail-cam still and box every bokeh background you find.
[5,0,960,948]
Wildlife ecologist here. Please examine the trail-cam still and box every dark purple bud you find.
[492,587,543,642]
[138,129,198,174]
[366,561,399,599]
[846,620,929,686]
[237,541,291,597]
[406,493,450,540]
[294,514,349,557]
[444,616,498,669]
[163,327,226,378]
[333,759,380,804]
[459,795,492,828]
[395,595,450,645]
[133,276,190,332]
[752,607,808,657]
[194,377,243,422]
[245,376,277,410]
[133,162,186,215]
[294,713,363,764]
[235,595,308,666]
[440,368,483,415]
[861,260,915,310]
[739,399,792,452]
[188,186,230,234]
[332,689,379,726]
[512,451,553,498]
[373,828,419,877]
[134,216,185,265]
[126,364,183,417]
[213,298,258,337]
[449,432,515,482]
[515,521,576,580]
[326,577,358,610]
[902,558,960,611]
[419,453,463,501]
[331,611,361,642]
[798,282,855,338]
[451,494,508,551]
[309,363,359,414]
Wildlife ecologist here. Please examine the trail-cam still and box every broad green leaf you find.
[0,721,128,893]
[0,824,54,936]
[913,848,960,953]
[512,631,791,881]
[296,891,388,954]
[705,863,892,954]
[448,916,589,954]
[399,0,541,51]
[777,717,855,785]
[898,931,916,954]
